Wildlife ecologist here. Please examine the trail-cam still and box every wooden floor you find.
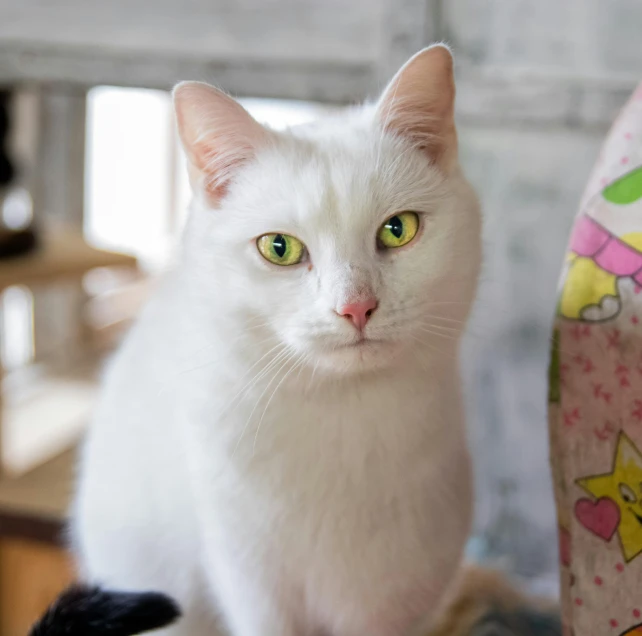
[0,538,73,636]
[0,449,76,636]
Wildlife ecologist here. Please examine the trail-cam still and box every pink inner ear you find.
[174,82,270,201]
[194,127,257,199]
[380,97,447,154]
[376,45,457,168]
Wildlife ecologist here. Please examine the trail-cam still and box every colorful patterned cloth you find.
[550,83,642,636]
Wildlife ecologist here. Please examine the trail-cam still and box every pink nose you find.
[337,298,378,331]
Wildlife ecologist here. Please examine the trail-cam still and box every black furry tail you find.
[29,584,181,636]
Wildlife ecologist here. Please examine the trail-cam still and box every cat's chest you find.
[184,367,461,497]
[189,367,442,439]
[181,365,470,563]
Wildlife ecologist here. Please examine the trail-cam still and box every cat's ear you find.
[173,82,271,202]
[376,44,457,172]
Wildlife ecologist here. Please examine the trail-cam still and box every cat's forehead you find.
[233,126,444,232]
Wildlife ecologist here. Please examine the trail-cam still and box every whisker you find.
[253,351,306,452]
[295,352,311,383]
[416,326,458,342]
[421,313,467,325]
[308,357,321,392]
[420,321,461,334]
[409,333,452,359]
[243,349,298,443]
[223,345,294,415]
[219,342,288,416]
[232,347,295,456]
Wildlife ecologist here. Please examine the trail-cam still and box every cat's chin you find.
[309,339,401,374]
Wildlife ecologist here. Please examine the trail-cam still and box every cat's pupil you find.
[387,216,404,239]
[273,235,287,258]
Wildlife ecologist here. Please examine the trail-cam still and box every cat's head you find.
[174,45,480,374]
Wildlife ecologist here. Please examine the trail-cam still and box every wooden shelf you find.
[1,349,107,476]
[2,373,96,477]
[0,447,73,533]
[0,230,137,292]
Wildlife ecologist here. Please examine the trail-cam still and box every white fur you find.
[72,47,481,636]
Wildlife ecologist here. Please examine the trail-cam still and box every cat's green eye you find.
[257,233,306,266]
[377,212,419,249]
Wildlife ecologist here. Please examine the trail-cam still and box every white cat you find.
[72,44,481,636]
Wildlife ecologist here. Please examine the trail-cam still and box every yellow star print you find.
[578,432,642,562]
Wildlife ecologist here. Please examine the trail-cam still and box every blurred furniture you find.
[0,76,139,477]
[0,230,137,475]
[0,231,136,291]
[0,85,136,633]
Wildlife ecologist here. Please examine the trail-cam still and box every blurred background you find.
[0,0,640,633]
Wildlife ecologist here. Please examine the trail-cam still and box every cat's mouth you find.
[344,339,369,348]
[334,337,383,351]
[310,336,397,372]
